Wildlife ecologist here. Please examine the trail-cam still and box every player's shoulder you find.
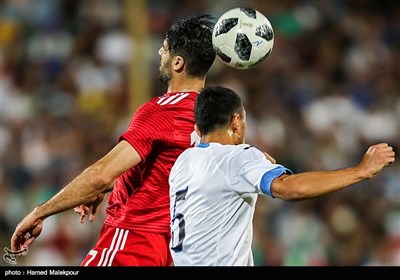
[204,143,259,152]
[232,144,264,159]
[237,144,255,150]
[232,144,259,153]
[204,143,263,160]
[172,146,198,172]
[173,145,194,161]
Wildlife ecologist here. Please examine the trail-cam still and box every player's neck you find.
[167,77,205,93]
[201,130,238,146]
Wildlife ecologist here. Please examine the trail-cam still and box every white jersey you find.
[169,142,292,266]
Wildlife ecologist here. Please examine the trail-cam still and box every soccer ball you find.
[212,7,274,69]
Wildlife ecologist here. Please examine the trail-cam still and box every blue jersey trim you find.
[197,143,210,148]
[260,166,293,197]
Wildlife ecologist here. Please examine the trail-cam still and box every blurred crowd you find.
[1,0,399,266]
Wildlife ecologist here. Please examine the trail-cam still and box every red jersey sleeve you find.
[119,101,173,161]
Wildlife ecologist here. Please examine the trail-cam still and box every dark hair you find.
[195,86,244,135]
[165,15,216,78]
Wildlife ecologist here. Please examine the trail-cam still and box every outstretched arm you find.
[271,143,395,201]
[11,140,141,252]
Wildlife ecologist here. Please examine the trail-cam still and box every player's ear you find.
[173,55,184,72]
[231,113,240,133]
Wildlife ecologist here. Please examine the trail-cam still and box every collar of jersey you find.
[197,143,210,148]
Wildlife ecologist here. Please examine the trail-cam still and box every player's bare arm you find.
[271,143,395,201]
[11,140,141,252]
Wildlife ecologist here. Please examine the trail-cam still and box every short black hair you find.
[195,86,244,135]
[165,15,216,78]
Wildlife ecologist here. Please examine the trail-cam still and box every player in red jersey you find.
[10,15,216,266]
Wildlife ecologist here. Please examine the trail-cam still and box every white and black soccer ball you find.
[212,7,274,69]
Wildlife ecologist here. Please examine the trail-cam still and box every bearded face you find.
[159,60,172,85]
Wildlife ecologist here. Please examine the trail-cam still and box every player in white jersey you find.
[170,142,290,266]
[169,85,395,266]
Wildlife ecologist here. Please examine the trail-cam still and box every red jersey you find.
[104,91,199,234]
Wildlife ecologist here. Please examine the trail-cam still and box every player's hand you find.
[11,211,43,253]
[359,143,395,179]
[74,193,105,223]
[263,151,276,164]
